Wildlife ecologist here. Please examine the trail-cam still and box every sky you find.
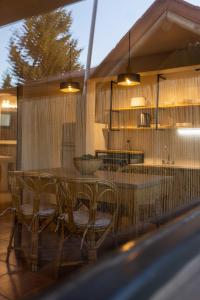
[0,0,200,84]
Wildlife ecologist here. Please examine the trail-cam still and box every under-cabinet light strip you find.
[177,128,200,136]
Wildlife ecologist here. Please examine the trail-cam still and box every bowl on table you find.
[73,157,103,175]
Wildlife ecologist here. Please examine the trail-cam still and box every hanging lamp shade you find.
[60,81,80,93]
[117,31,141,87]
[117,73,140,86]
[60,43,81,93]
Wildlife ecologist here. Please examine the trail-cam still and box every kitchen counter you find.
[0,140,17,145]
[121,161,200,209]
[128,162,200,170]
[95,170,171,190]
[96,149,144,155]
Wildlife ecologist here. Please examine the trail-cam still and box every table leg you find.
[14,223,22,249]
[0,162,9,191]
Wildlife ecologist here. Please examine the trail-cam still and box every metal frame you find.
[108,80,119,149]
[109,80,120,131]
[16,85,23,170]
[83,0,98,97]
[109,74,167,135]
[78,0,98,154]
[155,74,166,130]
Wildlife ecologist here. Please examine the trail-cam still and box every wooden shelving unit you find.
[111,102,200,112]
[104,126,174,131]
[108,102,200,131]
[107,74,200,131]
[96,149,144,155]
[0,140,17,145]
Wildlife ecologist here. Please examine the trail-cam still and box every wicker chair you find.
[8,171,59,271]
[56,178,119,270]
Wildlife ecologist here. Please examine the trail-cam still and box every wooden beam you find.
[0,0,83,27]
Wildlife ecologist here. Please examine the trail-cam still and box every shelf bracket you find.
[109,81,119,130]
[155,74,166,130]
[108,80,119,149]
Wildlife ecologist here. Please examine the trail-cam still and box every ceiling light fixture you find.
[117,31,140,87]
[60,44,80,93]
[60,81,80,93]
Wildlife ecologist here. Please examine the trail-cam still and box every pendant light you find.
[60,81,80,93]
[117,31,140,87]
[60,44,80,93]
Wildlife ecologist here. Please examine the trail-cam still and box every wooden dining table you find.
[37,168,171,186]
[10,168,172,226]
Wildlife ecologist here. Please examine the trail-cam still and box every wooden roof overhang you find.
[0,68,92,99]
[2,0,200,98]
[0,0,83,27]
[0,0,85,98]
[92,0,200,78]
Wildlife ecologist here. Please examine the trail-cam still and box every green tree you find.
[8,9,82,84]
[2,73,12,89]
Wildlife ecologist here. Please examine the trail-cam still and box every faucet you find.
[162,145,174,165]
[126,139,131,151]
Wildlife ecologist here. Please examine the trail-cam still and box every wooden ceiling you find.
[0,0,83,27]
[93,0,200,78]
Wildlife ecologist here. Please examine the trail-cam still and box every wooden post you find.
[76,0,98,156]
[16,85,23,170]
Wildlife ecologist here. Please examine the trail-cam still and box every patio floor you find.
[0,192,160,300]
[0,193,90,300]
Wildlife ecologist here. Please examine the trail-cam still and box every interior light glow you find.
[117,73,141,87]
[1,100,17,109]
[60,81,80,93]
[177,128,200,136]
[131,97,146,107]
[121,241,136,252]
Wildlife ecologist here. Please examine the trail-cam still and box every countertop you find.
[95,149,144,155]
[96,171,171,189]
[0,140,17,145]
[128,161,200,170]
[0,155,15,162]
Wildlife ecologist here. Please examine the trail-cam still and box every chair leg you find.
[30,218,39,272]
[87,231,97,264]
[155,199,162,228]
[87,248,97,264]
[113,214,120,246]
[6,214,17,261]
[55,222,65,277]
[14,222,22,250]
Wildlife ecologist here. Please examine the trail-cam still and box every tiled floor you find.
[0,193,160,300]
[0,193,85,300]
